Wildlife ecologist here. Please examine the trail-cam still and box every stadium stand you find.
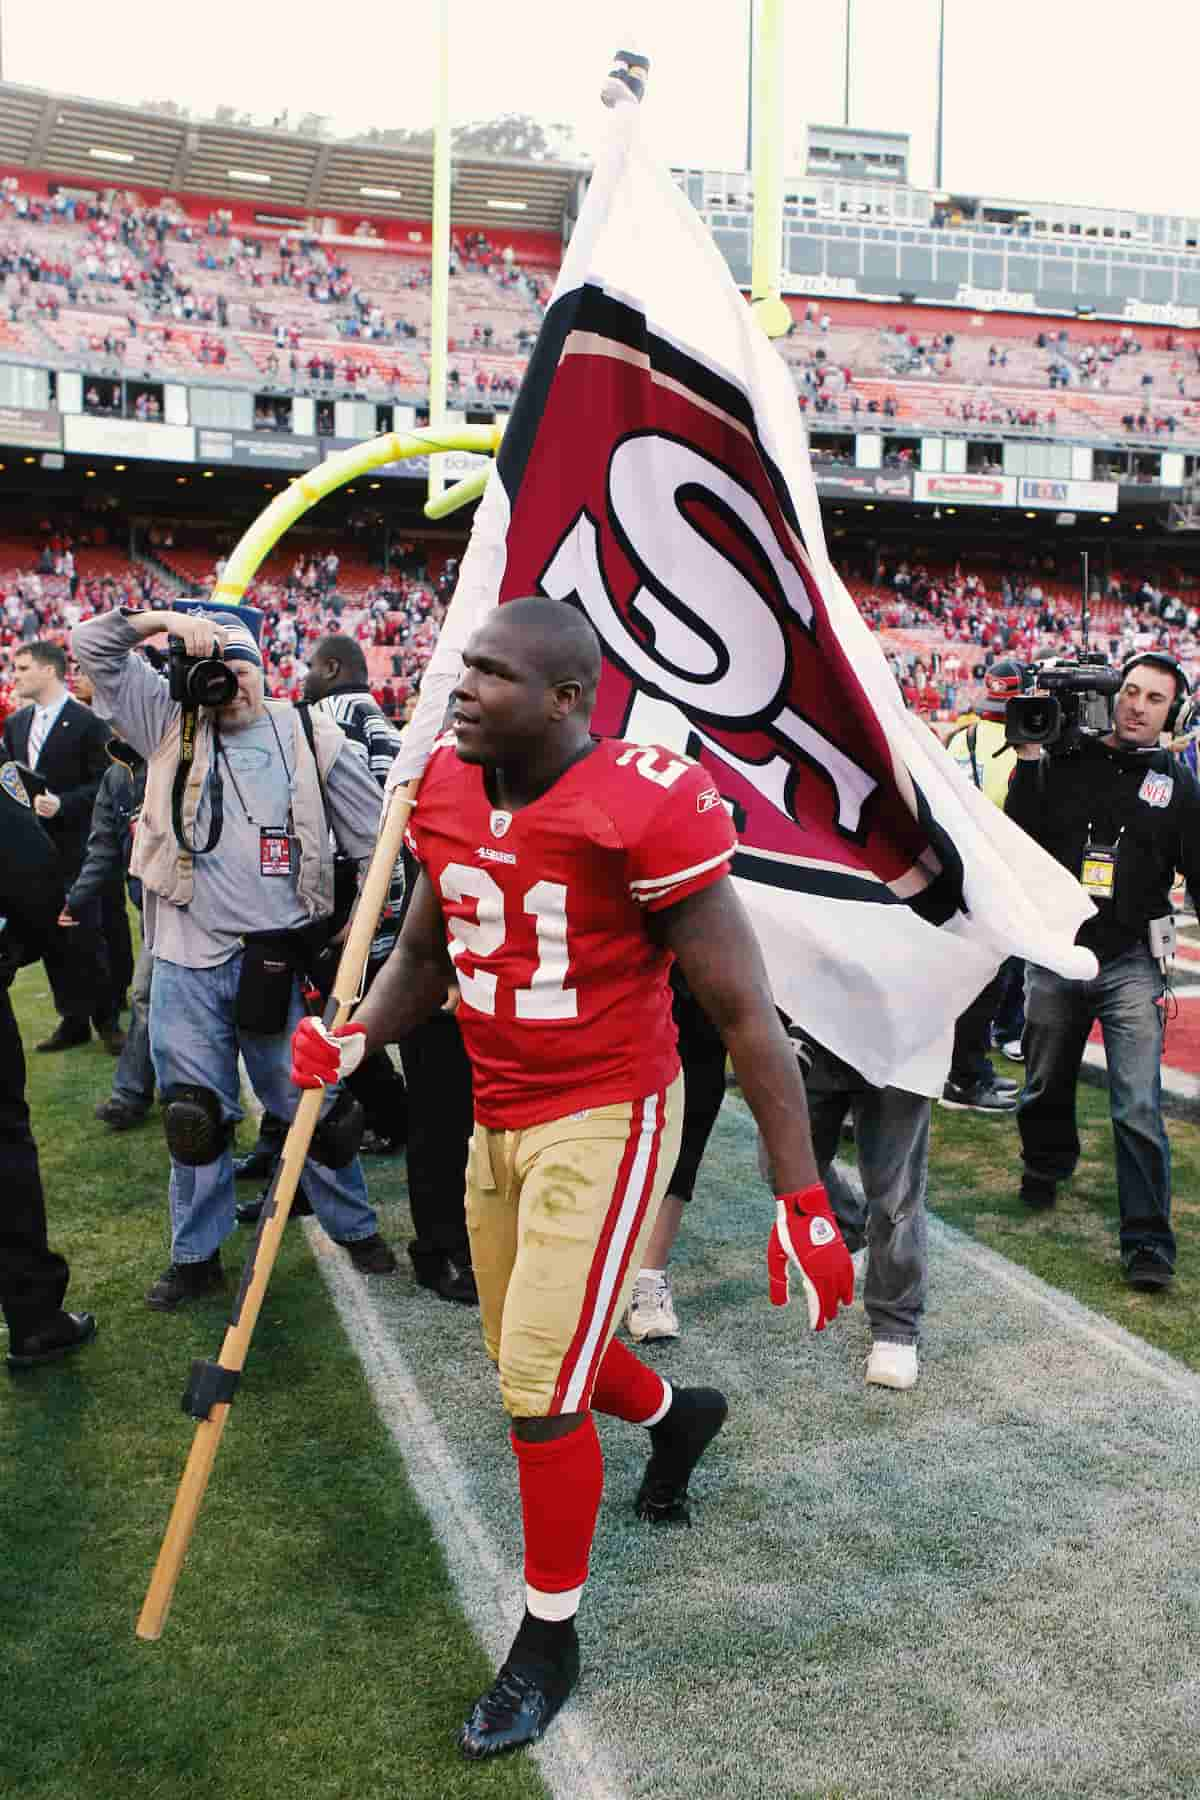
[3,160,1199,456]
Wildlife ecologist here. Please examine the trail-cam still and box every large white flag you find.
[394,96,1095,1094]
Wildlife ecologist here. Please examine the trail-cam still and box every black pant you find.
[398,1011,472,1273]
[41,901,109,1030]
[668,980,727,1202]
[0,982,69,1340]
[949,966,1006,1087]
[98,884,134,1026]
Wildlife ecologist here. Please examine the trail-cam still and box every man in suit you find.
[1,641,114,1052]
[0,762,97,1368]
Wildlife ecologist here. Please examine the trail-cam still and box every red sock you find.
[512,1416,604,1614]
[590,1335,668,1425]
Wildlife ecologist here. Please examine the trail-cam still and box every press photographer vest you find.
[131,701,344,916]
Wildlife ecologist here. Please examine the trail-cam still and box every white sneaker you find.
[865,1341,919,1390]
[1001,1039,1024,1061]
[626,1271,679,1343]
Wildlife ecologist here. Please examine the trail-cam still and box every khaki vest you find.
[131,701,345,917]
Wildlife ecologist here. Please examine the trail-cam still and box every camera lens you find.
[1005,694,1061,745]
[189,659,239,708]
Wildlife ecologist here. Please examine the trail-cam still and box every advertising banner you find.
[1016,476,1119,513]
[815,470,913,500]
[913,471,1017,506]
[63,415,196,463]
[0,406,61,451]
[197,429,321,469]
[322,442,493,482]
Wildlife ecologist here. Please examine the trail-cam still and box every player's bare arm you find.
[354,867,456,1051]
[657,877,819,1194]
[291,868,456,1088]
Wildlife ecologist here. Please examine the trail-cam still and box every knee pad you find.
[309,1087,364,1170]
[162,1084,231,1166]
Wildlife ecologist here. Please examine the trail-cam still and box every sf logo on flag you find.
[493,286,947,903]
[539,435,877,838]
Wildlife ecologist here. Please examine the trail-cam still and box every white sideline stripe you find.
[833,1159,1200,1401]
[306,1225,629,1800]
[931,1213,1200,1401]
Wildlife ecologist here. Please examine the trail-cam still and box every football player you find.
[292,595,853,1758]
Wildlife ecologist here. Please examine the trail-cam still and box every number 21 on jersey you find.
[439,863,577,1021]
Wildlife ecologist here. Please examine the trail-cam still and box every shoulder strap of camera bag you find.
[171,706,223,855]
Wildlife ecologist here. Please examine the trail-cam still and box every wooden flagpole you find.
[135,778,417,1640]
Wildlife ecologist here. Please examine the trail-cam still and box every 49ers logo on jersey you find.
[492,285,944,904]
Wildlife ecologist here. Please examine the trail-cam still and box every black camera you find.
[167,635,239,709]
[1005,654,1122,753]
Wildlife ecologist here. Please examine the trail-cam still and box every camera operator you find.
[71,606,397,1309]
[1006,652,1200,1291]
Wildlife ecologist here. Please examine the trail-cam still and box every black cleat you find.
[1123,1248,1174,1291]
[7,1311,98,1369]
[459,1645,579,1760]
[236,1185,314,1226]
[233,1148,278,1182]
[145,1254,224,1311]
[635,1385,728,1526]
[412,1254,478,1305]
[1020,1172,1057,1210]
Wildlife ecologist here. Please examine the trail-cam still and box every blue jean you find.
[149,953,378,1264]
[1018,947,1174,1265]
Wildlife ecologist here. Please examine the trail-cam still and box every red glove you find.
[290,1017,367,1089]
[768,1183,853,1330]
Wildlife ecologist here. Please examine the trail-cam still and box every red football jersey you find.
[407,737,737,1128]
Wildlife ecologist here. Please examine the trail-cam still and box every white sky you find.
[3,0,1198,219]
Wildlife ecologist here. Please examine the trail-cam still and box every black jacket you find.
[0,770,64,981]
[1006,735,1200,963]
[66,740,146,914]
[1,696,111,882]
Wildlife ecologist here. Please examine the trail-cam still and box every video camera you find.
[167,635,238,709]
[1005,653,1123,753]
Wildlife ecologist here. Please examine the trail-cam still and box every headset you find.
[1119,652,1191,732]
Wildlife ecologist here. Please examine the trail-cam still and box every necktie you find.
[27,710,47,766]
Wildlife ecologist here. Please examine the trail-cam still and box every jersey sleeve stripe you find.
[628,847,733,900]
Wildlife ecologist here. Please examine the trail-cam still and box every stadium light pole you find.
[844,0,852,127]
[934,0,946,192]
[427,0,451,505]
[749,0,790,339]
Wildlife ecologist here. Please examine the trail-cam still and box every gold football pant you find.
[466,1074,684,1418]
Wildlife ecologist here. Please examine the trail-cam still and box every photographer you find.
[71,606,396,1310]
[1006,652,1200,1291]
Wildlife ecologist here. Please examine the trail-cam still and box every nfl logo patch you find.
[0,762,31,808]
[489,809,513,839]
[1138,771,1173,809]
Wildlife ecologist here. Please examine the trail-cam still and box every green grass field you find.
[926,1049,1199,1371]
[6,962,1200,1800]
[1,965,547,1800]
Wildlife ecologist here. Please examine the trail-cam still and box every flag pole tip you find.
[601,49,650,108]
